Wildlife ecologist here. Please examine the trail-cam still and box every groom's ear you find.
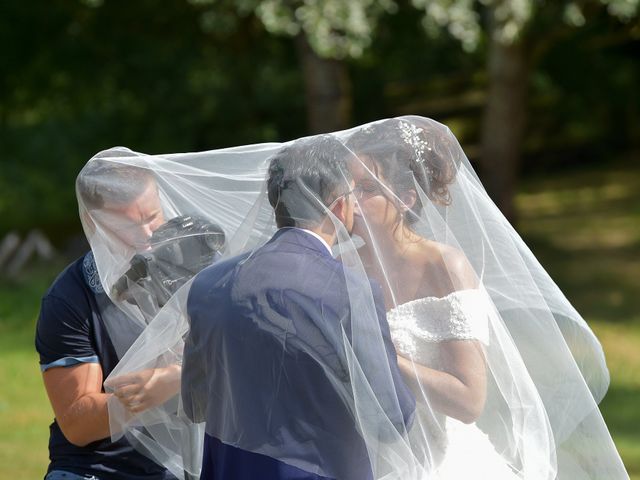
[328,195,347,223]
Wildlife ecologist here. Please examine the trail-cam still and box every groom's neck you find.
[304,224,335,249]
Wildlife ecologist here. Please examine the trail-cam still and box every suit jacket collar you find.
[270,227,334,259]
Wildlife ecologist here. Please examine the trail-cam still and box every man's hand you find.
[107,365,181,414]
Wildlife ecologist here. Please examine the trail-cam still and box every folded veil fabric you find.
[77,116,628,479]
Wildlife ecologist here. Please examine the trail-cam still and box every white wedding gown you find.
[387,289,522,479]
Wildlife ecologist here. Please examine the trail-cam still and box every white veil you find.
[77,116,628,479]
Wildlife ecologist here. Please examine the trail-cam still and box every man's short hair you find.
[76,147,156,210]
[267,135,353,228]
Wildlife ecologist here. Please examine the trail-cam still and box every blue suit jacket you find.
[183,228,415,480]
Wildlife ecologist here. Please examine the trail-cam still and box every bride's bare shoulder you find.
[420,240,478,291]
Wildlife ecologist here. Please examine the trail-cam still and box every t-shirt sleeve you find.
[35,294,99,372]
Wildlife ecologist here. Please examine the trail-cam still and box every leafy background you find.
[0,0,638,478]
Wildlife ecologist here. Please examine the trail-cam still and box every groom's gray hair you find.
[267,135,353,229]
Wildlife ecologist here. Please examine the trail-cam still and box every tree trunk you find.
[295,35,352,134]
[480,26,529,223]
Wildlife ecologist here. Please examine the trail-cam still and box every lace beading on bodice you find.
[387,289,491,367]
[388,289,500,470]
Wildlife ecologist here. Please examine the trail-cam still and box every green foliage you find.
[409,0,639,48]
[517,163,640,477]
[349,2,485,127]
[0,0,638,241]
[190,0,398,58]
[523,11,640,170]
[0,0,307,240]
[255,0,398,58]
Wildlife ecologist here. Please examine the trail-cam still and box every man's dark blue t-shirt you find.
[35,252,173,480]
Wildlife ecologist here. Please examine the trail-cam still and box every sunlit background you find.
[1,1,638,478]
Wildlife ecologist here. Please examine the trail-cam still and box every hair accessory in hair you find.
[398,120,430,164]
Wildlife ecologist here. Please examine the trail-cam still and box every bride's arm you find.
[397,341,486,424]
[399,246,486,424]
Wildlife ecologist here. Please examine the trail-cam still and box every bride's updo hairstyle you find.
[345,118,458,226]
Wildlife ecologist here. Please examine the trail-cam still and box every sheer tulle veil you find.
[76,116,628,479]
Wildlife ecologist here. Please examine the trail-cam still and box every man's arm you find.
[42,363,111,447]
[44,362,183,446]
[37,290,113,447]
[374,296,417,430]
[396,247,487,424]
[180,272,215,424]
[180,331,207,423]
[353,280,416,436]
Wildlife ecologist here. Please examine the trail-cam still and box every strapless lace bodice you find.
[389,290,521,479]
[387,289,491,367]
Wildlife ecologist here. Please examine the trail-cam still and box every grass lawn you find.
[518,163,640,478]
[0,264,59,478]
[1,162,639,478]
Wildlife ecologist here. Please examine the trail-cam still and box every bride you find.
[345,118,530,478]
[85,116,628,479]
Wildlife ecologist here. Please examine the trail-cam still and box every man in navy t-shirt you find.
[36,150,178,480]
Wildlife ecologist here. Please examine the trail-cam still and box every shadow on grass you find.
[517,165,640,329]
[522,233,640,324]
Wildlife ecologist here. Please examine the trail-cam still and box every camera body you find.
[112,215,225,319]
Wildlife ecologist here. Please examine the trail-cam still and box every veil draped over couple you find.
[79,116,628,479]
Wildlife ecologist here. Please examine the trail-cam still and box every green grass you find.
[518,163,640,478]
[0,264,62,478]
[1,163,639,478]
[592,321,640,477]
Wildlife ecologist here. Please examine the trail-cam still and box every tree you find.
[190,0,396,133]
[410,0,640,220]
[0,0,309,239]
[194,0,638,217]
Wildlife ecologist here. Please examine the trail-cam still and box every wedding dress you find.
[388,289,521,479]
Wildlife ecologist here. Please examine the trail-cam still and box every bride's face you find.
[351,156,402,239]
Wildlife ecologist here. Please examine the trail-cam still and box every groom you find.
[182,135,415,480]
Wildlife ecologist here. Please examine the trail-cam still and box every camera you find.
[111,215,225,319]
